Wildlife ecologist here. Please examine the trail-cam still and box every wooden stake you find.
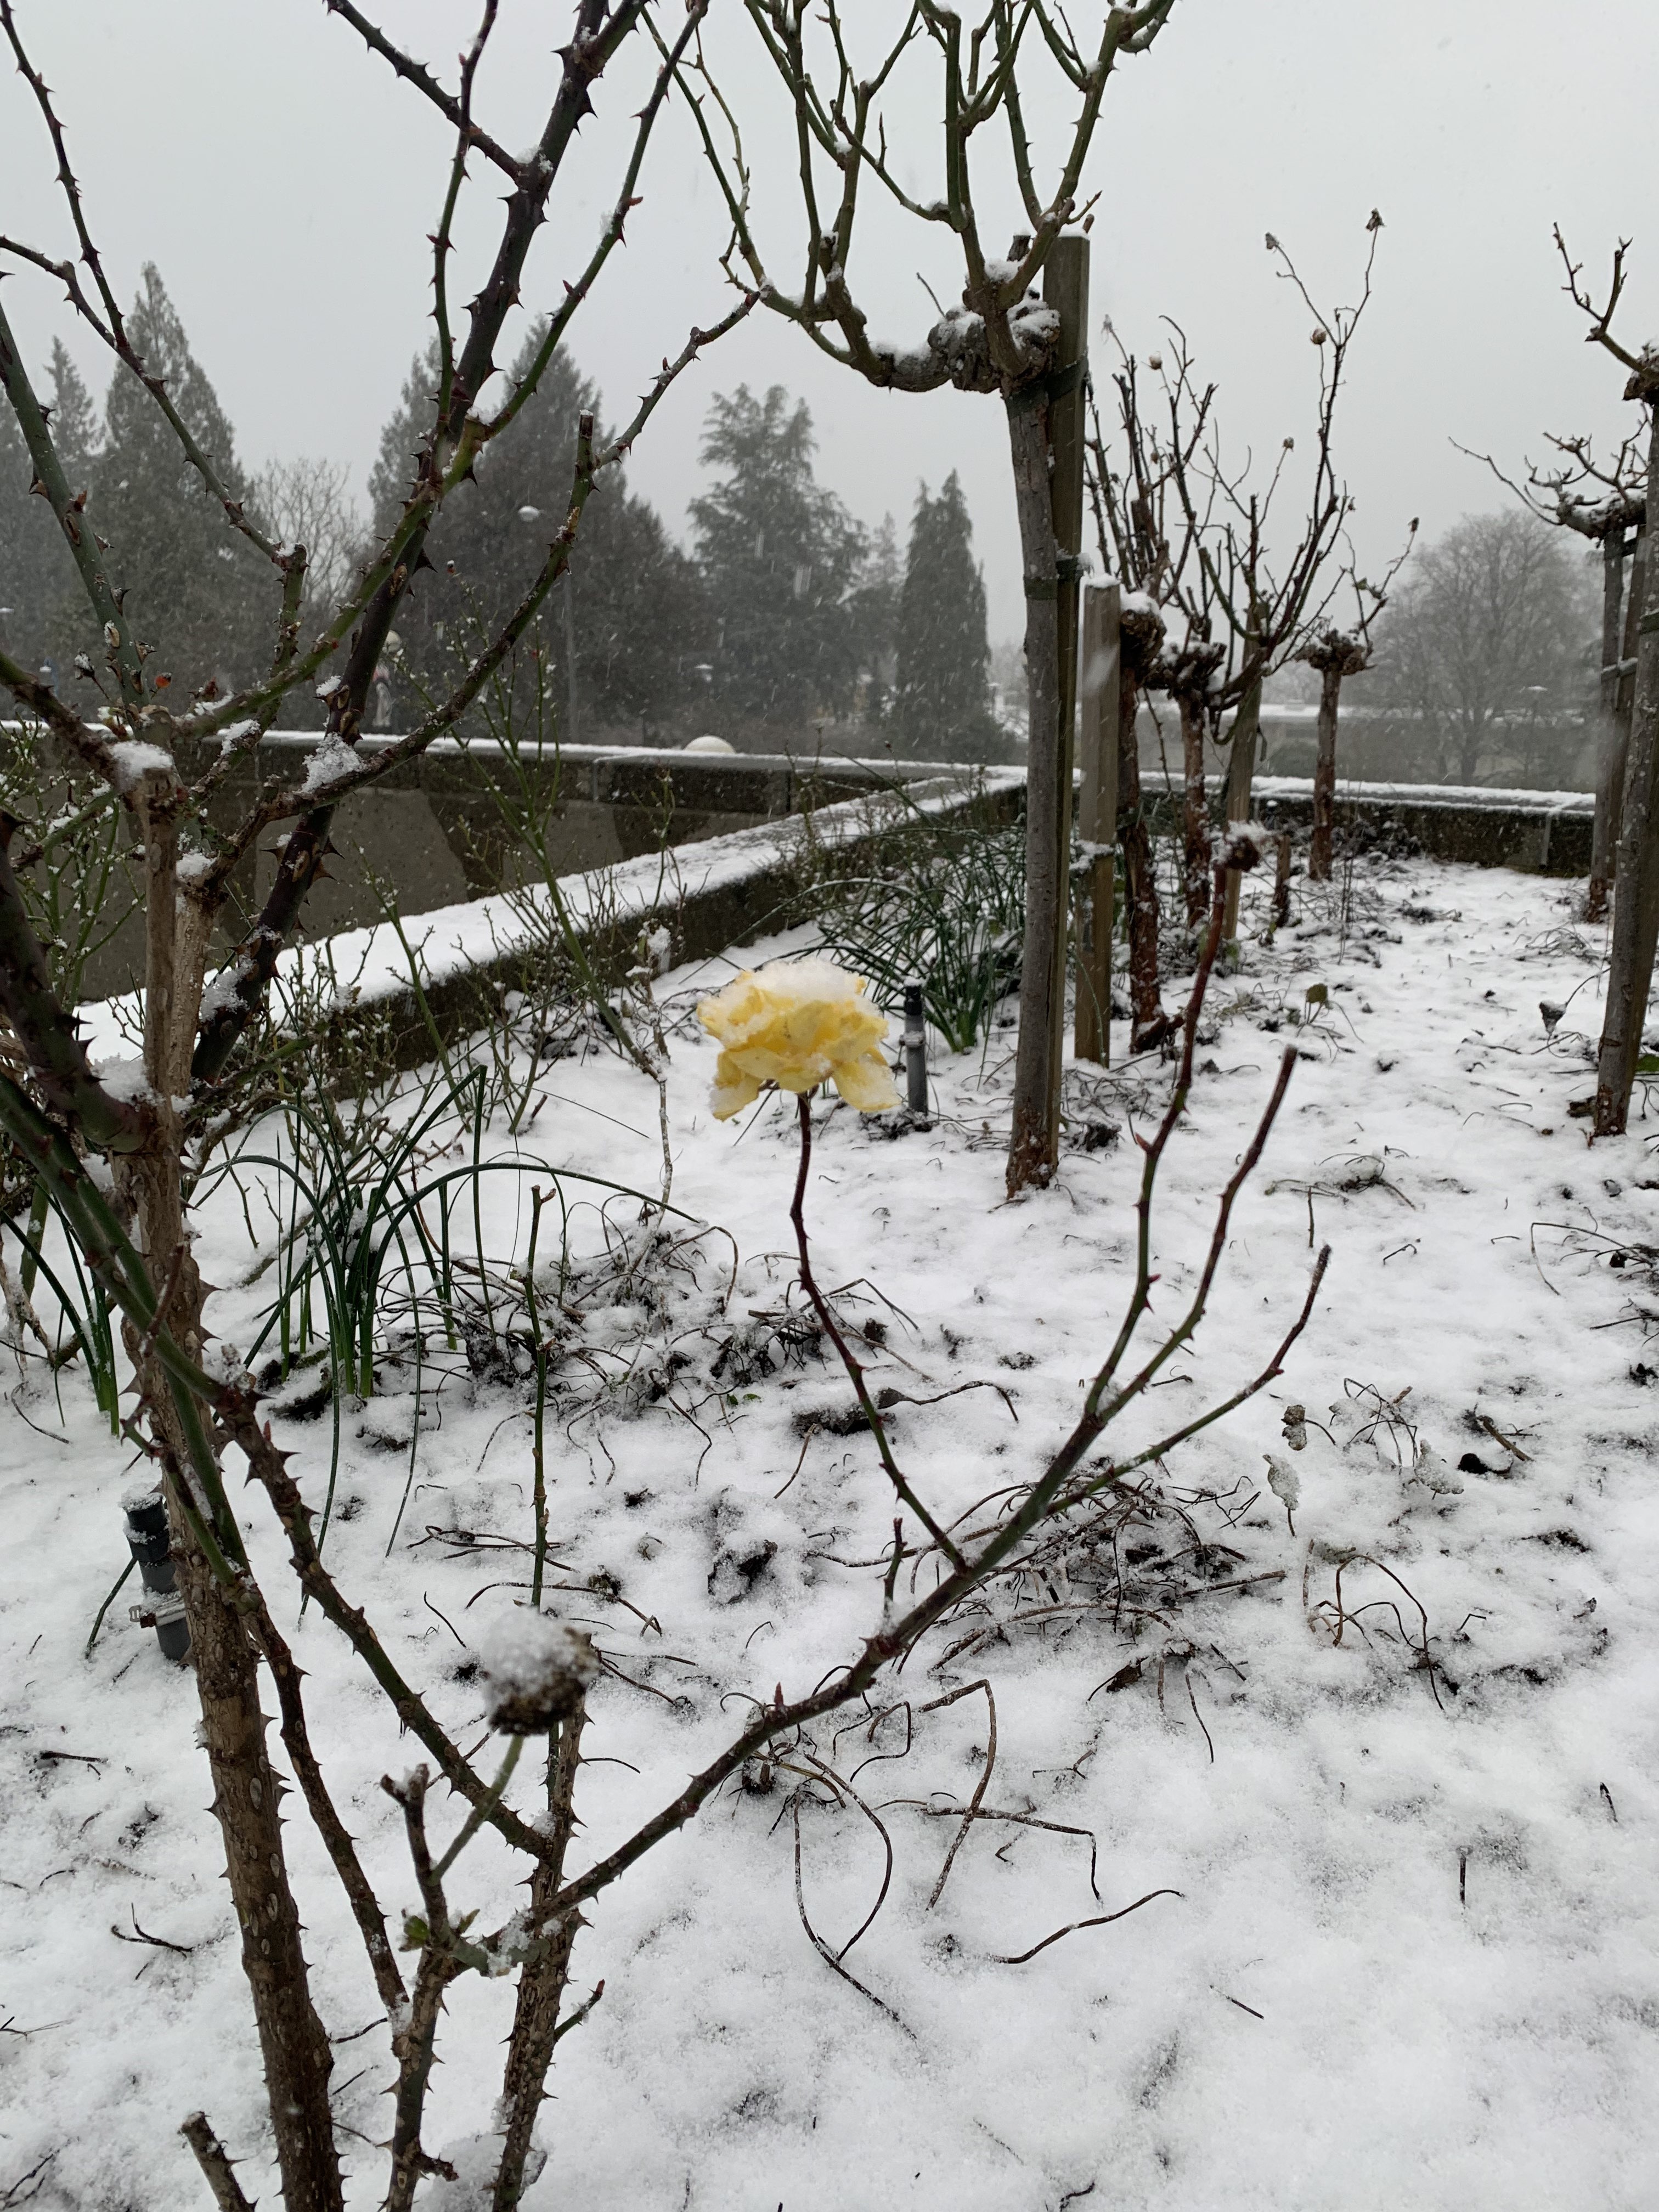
[1587,528,1632,922]
[1046,234,1090,1138]
[1006,230,1088,1192]
[1074,581,1120,1064]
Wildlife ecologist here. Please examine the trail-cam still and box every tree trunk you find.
[1116,669,1168,1048]
[1457,723,1483,787]
[1178,695,1211,924]
[130,794,342,2211]
[1308,660,1342,882]
[1594,409,1659,1137]
[1006,236,1088,1196]
[1587,529,1632,923]
[133,1176,343,2211]
[1220,664,1262,940]
[1617,532,1646,801]
[493,1703,588,2209]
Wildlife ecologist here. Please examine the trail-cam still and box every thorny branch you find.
[324,0,524,180]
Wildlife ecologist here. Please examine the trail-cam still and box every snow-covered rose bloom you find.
[696,956,899,1119]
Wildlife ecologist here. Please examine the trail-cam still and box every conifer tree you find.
[848,511,901,716]
[891,470,997,759]
[47,339,99,484]
[87,267,266,698]
[691,383,865,729]
[369,328,706,738]
[0,345,95,679]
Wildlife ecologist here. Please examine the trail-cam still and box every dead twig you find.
[110,1908,194,1956]
[919,1679,996,1907]
[994,1888,1184,1966]
[790,1792,909,2030]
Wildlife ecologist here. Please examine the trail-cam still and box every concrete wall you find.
[1138,702,1597,795]
[47,734,971,999]
[77,770,1026,1082]
[12,714,1599,1010]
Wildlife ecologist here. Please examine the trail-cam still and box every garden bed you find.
[2,847,1656,2210]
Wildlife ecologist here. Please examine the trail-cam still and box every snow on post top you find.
[475,1610,597,1734]
[106,739,177,793]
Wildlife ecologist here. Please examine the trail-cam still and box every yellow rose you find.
[696,956,899,1120]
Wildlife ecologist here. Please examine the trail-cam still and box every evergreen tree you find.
[0,345,95,682]
[48,340,99,484]
[691,384,865,728]
[368,329,706,738]
[891,471,997,759]
[86,266,268,698]
[848,512,901,716]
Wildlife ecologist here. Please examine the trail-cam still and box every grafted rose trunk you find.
[493,1702,588,2209]
[130,1172,343,2212]
[130,795,343,2210]
[1309,659,1343,881]
[1116,612,1172,1051]
[1595,397,1659,1136]
[1178,693,1211,923]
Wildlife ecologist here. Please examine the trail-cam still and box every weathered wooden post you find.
[1588,527,1643,922]
[1043,233,1090,1146]
[1006,230,1089,1188]
[1074,580,1121,1063]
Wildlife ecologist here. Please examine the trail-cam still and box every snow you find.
[1252,773,1594,818]
[474,1611,598,1733]
[5,846,1659,2209]
[89,1053,154,1105]
[295,731,359,798]
[105,738,177,794]
[195,955,254,1024]
[75,771,1015,1065]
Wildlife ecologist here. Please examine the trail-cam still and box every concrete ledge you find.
[1249,776,1593,877]
[1133,775,1595,878]
[83,768,1024,1077]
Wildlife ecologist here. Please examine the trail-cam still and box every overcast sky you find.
[2,0,1655,643]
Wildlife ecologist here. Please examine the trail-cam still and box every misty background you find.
[1,0,1654,764]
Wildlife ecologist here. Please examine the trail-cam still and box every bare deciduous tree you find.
[1367,510,1593,786]
[0,2,753,2197]
[1460,416,1645,919]
[1090,219,1386,940]
[1298,533,1414,883]
[678,0,1179,1190]
[1543,231,1659,1138]
[247,455,366,653]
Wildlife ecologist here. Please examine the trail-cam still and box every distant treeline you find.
[0,269,1006,759]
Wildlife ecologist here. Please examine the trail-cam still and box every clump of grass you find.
[809,778,1025,1053]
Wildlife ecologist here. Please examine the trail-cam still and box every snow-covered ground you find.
[4,849,1657,2211]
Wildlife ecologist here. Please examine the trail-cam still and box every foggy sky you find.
[2,0,1654,645]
